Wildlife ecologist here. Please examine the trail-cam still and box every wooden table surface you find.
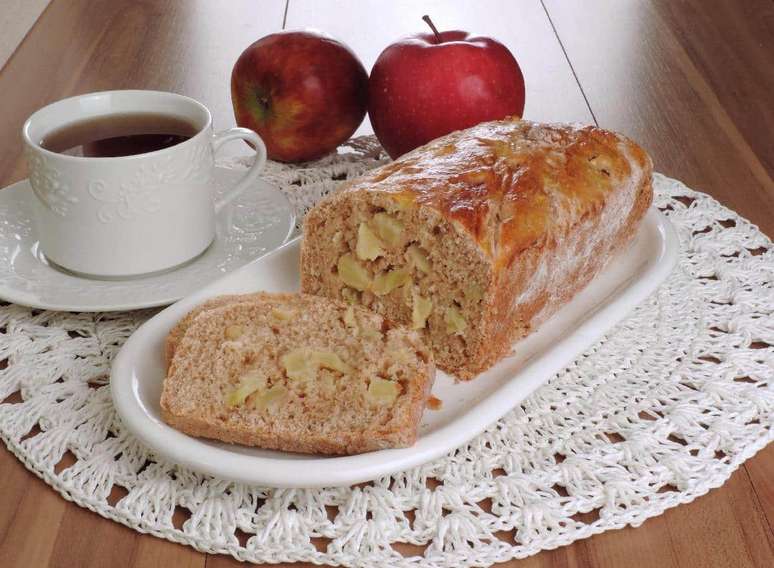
[0,1,772,566]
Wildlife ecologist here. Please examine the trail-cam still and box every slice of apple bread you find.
[160,293,434,455]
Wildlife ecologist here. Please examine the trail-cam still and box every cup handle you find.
[210,127,267,213]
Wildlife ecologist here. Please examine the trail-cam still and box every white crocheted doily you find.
[1,137,772,567]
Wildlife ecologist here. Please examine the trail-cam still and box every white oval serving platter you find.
[111,209,678,488]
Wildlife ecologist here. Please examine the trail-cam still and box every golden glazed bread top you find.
[339,118,653,269]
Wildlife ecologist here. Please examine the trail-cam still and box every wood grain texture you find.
[653,0,774,179]
[0,1,771,567]
[0,0,50,69]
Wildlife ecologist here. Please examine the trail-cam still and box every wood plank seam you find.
[742,464,774,546]
[538,0,598,126]
[282,0,290,29]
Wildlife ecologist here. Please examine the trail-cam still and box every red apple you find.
[369,16,525,159]
[231,31,368,163]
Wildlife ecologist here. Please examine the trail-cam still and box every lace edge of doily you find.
[2,417,771,566]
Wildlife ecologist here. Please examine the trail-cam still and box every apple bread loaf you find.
[300,118,653,379]
[160,293,434,455]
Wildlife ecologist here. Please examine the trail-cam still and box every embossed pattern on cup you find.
[25,148,79,218]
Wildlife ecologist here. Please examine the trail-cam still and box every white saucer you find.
[0,166,295,312]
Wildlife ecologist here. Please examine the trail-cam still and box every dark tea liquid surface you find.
[40,113,200,157]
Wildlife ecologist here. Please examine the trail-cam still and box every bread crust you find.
[468,174,652,377]
[300,118,653,378]
[160,408,419,454]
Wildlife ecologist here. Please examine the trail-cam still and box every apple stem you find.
[422,15,442,43]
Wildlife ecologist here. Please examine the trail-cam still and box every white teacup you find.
[22,90,266,278]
